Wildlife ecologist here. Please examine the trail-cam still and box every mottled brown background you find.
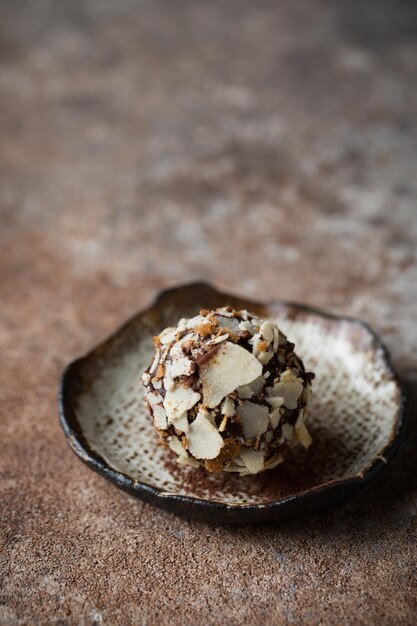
[1,0,417,624]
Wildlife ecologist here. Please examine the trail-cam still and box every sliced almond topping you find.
[220,397,235,417]
[205,409,217,427]
[237,375,266,399]
[238,320,256,334]
[237,385,254,399]
[268,369,304,409]
[206,333,229,345]
[295,408,305,428]
[186,412,224,459]
[176,318,188,333]
[146,391,163,406]
[218,415,228,432]
[237,401,269,440]
[260,320,274,344]
[295,421,312,449]
[303,385,313,406]
[266,396,284,409]
[159,327,178,345]
[159,346,170,364]
[214,307,235,317]
[215,315,241,334]
[273,327,279,353]
[269,407,282,429]
[141,372,151,385]
[200,341,262,408]
[153,404,168,429]
[250,333,262,353]
[186,315,207,329]
[257,351,273,365]
[148,351,161,375]
[163,384,200,421]
[163,374,175,391]
[166,354,195,378]
[168,436,188,459]
[238,447,265,474]
[172,411,189,434]
[281,423,294,441]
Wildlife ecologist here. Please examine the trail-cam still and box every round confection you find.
[141,307,314,475]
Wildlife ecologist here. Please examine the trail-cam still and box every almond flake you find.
[218,415,228,432]
[250,317,261,331]
[169,336,191,359]
[148,351,161,375]
[238,320,256,334]
[282,423,294,441]
[295,422,312,449]
[186,315,207,329]
[141,372,151,385]
[249,333,262,352]
[237,401,269,440]
[303,385,313,406]
[273,327,279,352]
[176,318,188,332]
[153,404,168,429]
[266,396,284,409]
[206,333,229,345]
[215,307,235,317]
[257,351,273,365]
[215,315,241,334]
[163,375,175,391]
[237,375,266,399]
[260,321,274,344]
[268,369,304,409]
[146,391,163,406]
[220,397,235,417]
[269,407,282,429]
[237,385,254,399]
[159,327,178,344]
[172,411,189,434]
[159,346,170,364]
[187,412,224,459]
[166,354,194,378]
[295,408,305,428]
[238,447,265,474]
[168,436,188,459]
[200,341,262,408]
[163,384,201,421]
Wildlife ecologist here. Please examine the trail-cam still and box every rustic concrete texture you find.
[1,0,417,624]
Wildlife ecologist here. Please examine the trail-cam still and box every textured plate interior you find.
[60,283,404,520]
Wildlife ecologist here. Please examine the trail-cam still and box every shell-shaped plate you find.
[59,283,405,523]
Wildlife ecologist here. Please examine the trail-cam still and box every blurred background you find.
[1,0,416,367]
[1,2,417,624]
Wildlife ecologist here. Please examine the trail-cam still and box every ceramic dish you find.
[59,283,405,524]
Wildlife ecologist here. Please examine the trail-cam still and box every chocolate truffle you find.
[141,307,314,474]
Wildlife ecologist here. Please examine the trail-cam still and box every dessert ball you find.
[141,307,314,474]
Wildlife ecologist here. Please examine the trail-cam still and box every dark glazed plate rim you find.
[58,282,406,524]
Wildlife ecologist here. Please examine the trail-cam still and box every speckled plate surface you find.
[59,283,405,524]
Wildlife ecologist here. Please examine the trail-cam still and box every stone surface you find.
[1,0,417,624]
